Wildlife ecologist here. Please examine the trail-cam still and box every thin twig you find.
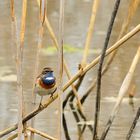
[63,112,71,140]
[14,0,27,139]
[93,1,121,139]
[82,0,100,66]
[100,46,140,140]
[69,98,82,132]
[63,74,84,109]
[64,65,84,113]
[0,24,140,138]
[57,0,64,139]
[63,76,84,140]
[126,107,140,140]
[30,0,46,139]
[7,133,18,140]
[27,127,57,140]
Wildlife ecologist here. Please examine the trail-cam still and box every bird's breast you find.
[35,84,57,96]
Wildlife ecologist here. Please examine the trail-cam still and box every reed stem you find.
[28,127,58,140]
[12,0,27,139]
[126,107,140,140]
[30,0,46,139]
[82,0,100,66]
[93,1,121,139]
[57,0,64,139]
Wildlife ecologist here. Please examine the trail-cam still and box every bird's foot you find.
[38,103,43,109]
[50,94,54,99]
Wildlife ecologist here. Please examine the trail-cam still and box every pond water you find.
[0,0,140,140]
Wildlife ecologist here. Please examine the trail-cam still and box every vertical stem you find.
[17,0,27,138]
[93,0,121,139]
[126,107,140,140]
[30,0,46,140]
[12,0,27,139]
[10,0,21,138]
[64,62,83,113]
[58,0,64,139]
[82,0,100,66]
[10,0,15,21]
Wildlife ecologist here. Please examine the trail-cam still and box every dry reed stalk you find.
[27,127,57,140]
[30,0,46,140]
[70,0,100,113]
[36,0,83,113]
[73,0,100,113]
[100,46,140,140]
[10,1,20,140]
[82,0,100,66]
[93,1,121,139]
[7,133,18,140]
[80,0,140,105]
[57,0,64,139]
[63,113,71,140]
[64,63,83,113]
[126,107,140,140]
[11,0,27,139]
[10,0,17,64]
[32,0,46,104]
[0,24,140,138]
[10,0,15,21]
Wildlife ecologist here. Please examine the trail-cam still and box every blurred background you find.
[0,0,140,139]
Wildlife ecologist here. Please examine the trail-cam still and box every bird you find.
[35,67,57,108]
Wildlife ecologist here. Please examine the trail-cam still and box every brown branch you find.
[126,107,140,140]
[11,0,27,139]
[27,127,57,140]
[7,133,18,140]
[82,0,100,66]
[93,1,121,139]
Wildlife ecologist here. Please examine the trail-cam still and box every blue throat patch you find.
[42,72,55,85]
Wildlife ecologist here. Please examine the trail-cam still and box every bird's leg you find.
[38,96,43,108]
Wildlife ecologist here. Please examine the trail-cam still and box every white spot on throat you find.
[46,77,54,80]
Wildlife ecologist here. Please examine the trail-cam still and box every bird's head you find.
[41,67,53,74]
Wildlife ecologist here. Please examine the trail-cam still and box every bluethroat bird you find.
[35,67,57,107]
